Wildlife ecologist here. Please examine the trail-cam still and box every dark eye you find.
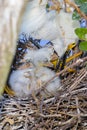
[46,3,50,9]
[46,1,54,12]
[46,3,50,12]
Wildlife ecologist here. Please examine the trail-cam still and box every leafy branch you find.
[75,28,87,51]
[64,0,87,20]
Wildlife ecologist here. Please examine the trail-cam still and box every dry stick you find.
[44,87,87,104]
[37,56,87,94]
[69,69,87,92]
[44,97,55,104]
[61,87,87,98]
[38,112,87,119]
[64,0,87,20]
[38,114,78,128]
[39,113,61,118]
[75,97,81,123]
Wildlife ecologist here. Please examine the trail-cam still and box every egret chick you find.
[9,0,79,97]
[9,67,60,97]
[20,0,79,57]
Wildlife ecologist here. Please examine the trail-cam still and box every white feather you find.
[20,0,80,57]
[9,0,80,97]
[9,67,60,97]
[24,47,54,66]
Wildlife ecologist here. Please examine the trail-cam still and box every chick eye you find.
[46,3,50,8]
[46,3,50,12]
[46,1,54,12]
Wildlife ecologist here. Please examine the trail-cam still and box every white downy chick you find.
[9,67,60,97]
[20,0,79,57]
[9,43,59,97]
[9,0,79,97]
[24,47,54,66]
[9,43,57,97]
[35,67,60,97]
[9,68,35,97]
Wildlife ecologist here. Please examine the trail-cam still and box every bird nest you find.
[0,56,87,130]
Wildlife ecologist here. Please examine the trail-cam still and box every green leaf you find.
[74,0,87,5]
[79,41,87,51]
[72,10,81,20]
[75,28,87,40]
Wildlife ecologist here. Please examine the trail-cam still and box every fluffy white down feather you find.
[9,45,60,97]
[20,0,79,57]
[9,0,80,97]
[24,47,54,66]
[9,67,60,97]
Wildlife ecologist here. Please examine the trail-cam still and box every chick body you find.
[9,46,60,97]
[24,47,54,66]
[20,0,79,57]
[9,67,60,97]
[9,0,79,97]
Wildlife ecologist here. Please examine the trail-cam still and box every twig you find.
[38,114,76,126]
[64,87,87,97]
[37,56,87,94]
[32,91,40,107]
[38,113,61,118]
[43,87,87,104]
[68,69,87,92]
[58,111,87,118]
[38,110,87,119]
[64,0,87,20]
[75,97,81,123]
[43,97,55,104]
